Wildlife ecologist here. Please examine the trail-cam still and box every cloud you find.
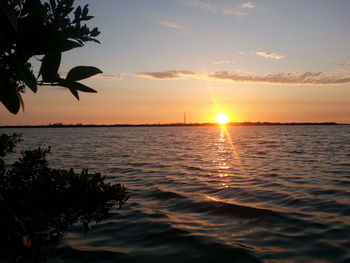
[339,61,350,66]
[160,21,186,30]
[207,71,350,84]
[180,0,248,16]
[135,70,350,85]
[59,72,124,80]
[256,51,285,60]
[134,70,195,80]
[242,2,255,9]
[214,60,235,65]
[182,0,213,12]
[97,74,125,80]
[221,9,247,16]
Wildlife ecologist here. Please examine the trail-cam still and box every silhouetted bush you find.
[0,134,128,262]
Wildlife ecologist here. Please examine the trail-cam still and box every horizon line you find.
[1,121,348,128]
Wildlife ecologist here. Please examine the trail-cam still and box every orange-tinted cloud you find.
[256,51,285,60]
[213,60,235,65]
[180,0,247,16]
[135,70,195,79]
[339,61,350,66]
[208,71,350,84]
[242,2,255,9]
[59,72,124,80]
[135,70,350,85]
[97,74,125,80]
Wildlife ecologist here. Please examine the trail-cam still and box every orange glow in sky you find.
[1,1,350,125]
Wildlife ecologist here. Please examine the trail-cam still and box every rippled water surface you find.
[3,126,350,262]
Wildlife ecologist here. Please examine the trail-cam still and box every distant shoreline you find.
[0,122,347,128]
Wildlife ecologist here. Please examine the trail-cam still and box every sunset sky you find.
[1,0,350,125]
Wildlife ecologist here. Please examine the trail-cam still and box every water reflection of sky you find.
[3,126,350,263]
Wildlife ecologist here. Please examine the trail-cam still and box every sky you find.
[1,0,350,125]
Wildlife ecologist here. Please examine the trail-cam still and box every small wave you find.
[126,162,153,167]
[107,167,146,174]
[288,150,304,154]
[143,188,280,221]
[257,140,277,145]
[147,188,281,220]
[198,196,276,218]
[183,165,209,172]
[48,246,126,263]
[151,187,185,200]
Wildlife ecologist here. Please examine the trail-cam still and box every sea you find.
[1,125,350,263]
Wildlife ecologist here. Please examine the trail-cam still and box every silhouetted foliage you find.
[0,133,22,157]
[0,2,129,262]
[0,0,102,114]
[0,134,129,262]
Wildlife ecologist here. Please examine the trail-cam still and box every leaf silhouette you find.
[58,79,98,100]
[0,1,18,31]
[39,53,61,82]
[66,66,102,81]
[12,60,37,92]
[59,79,97,93]
[0,72,20,114]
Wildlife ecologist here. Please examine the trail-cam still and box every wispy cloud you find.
[256,51,285,60]
[135,70,195,80]
[135,70,350,85]
[97,74,125,80]
[207,71,349,84]
[242,2,255,9]
[221,9,247,16]
[182,0,213,12]
[214,60,235,65]
[60,72,124,80]
[159,21,186,30]
[339,61,350,66]
[180,0,248,16]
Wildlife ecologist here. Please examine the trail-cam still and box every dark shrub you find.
[0,134,128,262]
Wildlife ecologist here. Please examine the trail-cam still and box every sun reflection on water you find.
[217,126,242,171]
[209,125,252,197]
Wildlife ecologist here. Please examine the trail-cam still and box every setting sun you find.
[215,113,229,125]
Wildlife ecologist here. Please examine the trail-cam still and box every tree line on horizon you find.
[0,121,340,128]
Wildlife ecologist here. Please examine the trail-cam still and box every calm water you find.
[2,126,350,262]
